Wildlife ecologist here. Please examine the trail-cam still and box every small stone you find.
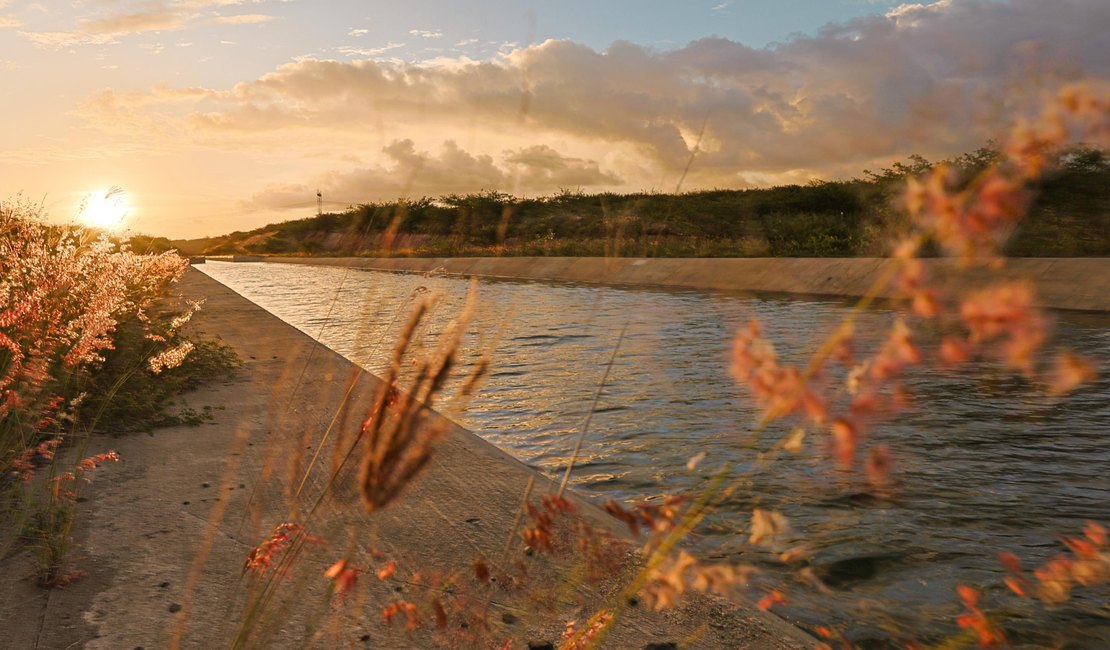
[501,612,518,625]
[168,603,182,613]
[201,482,210,488]
[159,582,170,588]
[527,643,554,650]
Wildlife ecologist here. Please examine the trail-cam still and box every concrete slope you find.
[264,256,1110,312]
[2,269,814,649]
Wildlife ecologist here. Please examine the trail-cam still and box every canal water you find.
[198,260,1109,647]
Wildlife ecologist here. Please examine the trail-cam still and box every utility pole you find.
[316,190,322,217]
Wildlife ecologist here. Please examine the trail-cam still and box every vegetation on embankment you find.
[173,145,1109,259]
[1,200,239,584]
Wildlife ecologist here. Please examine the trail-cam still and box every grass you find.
[84,320,240,435]
[11,318,240,585]
[172,144,1108,261]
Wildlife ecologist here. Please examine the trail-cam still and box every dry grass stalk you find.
[358,277,480,513]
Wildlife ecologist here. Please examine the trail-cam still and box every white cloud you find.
[409,29,443,39]
[336,42,404,58]
[80,9,188,35]
[0,16,22,28]
[210,14,275,25]
[349,28,368,36]
[19,0,286,48]
[20,30,118,48]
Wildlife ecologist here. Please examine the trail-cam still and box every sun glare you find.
[80,187,131,230]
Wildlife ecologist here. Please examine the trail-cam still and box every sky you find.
[0,0,1106,239]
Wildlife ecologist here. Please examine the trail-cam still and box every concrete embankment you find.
[2,269,812,649]
[264,256,1110,312]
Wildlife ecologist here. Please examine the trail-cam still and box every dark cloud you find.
[248,140,621,208]
[505,145,623,190]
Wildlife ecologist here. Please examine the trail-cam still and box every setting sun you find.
[80,187,130,230]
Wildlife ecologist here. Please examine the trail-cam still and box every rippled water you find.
[198,260,1109,646]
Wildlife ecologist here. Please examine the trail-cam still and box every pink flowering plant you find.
[0,196,209,584]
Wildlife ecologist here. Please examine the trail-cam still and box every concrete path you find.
[1,269,814,649]
[263,256,1110,312]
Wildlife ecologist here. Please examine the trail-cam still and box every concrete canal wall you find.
[261,256,1110,312]
[4,268,812,649]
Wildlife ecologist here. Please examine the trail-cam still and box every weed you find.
[0,197,226,583]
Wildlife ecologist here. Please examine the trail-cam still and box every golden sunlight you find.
[80,186,130,230]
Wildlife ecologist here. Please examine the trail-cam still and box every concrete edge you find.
[246,256,1110,312]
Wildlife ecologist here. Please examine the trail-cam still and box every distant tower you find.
[316,190,323,217]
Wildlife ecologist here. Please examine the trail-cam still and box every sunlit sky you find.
[1,0,1106,238]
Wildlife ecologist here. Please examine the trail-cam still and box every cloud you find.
[348,28,368,36]
[0,16,22,28]
[248,140,621,208]
[20,30,118,48]
[336,42,404,58]
[409,29,443,39]
[210,14,275,25]
[80,9,186,35]
[504,145,623,189]
[20,0,286,48]
[75,0,1110,193]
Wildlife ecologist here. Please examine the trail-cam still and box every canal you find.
[198,260,1109,646]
